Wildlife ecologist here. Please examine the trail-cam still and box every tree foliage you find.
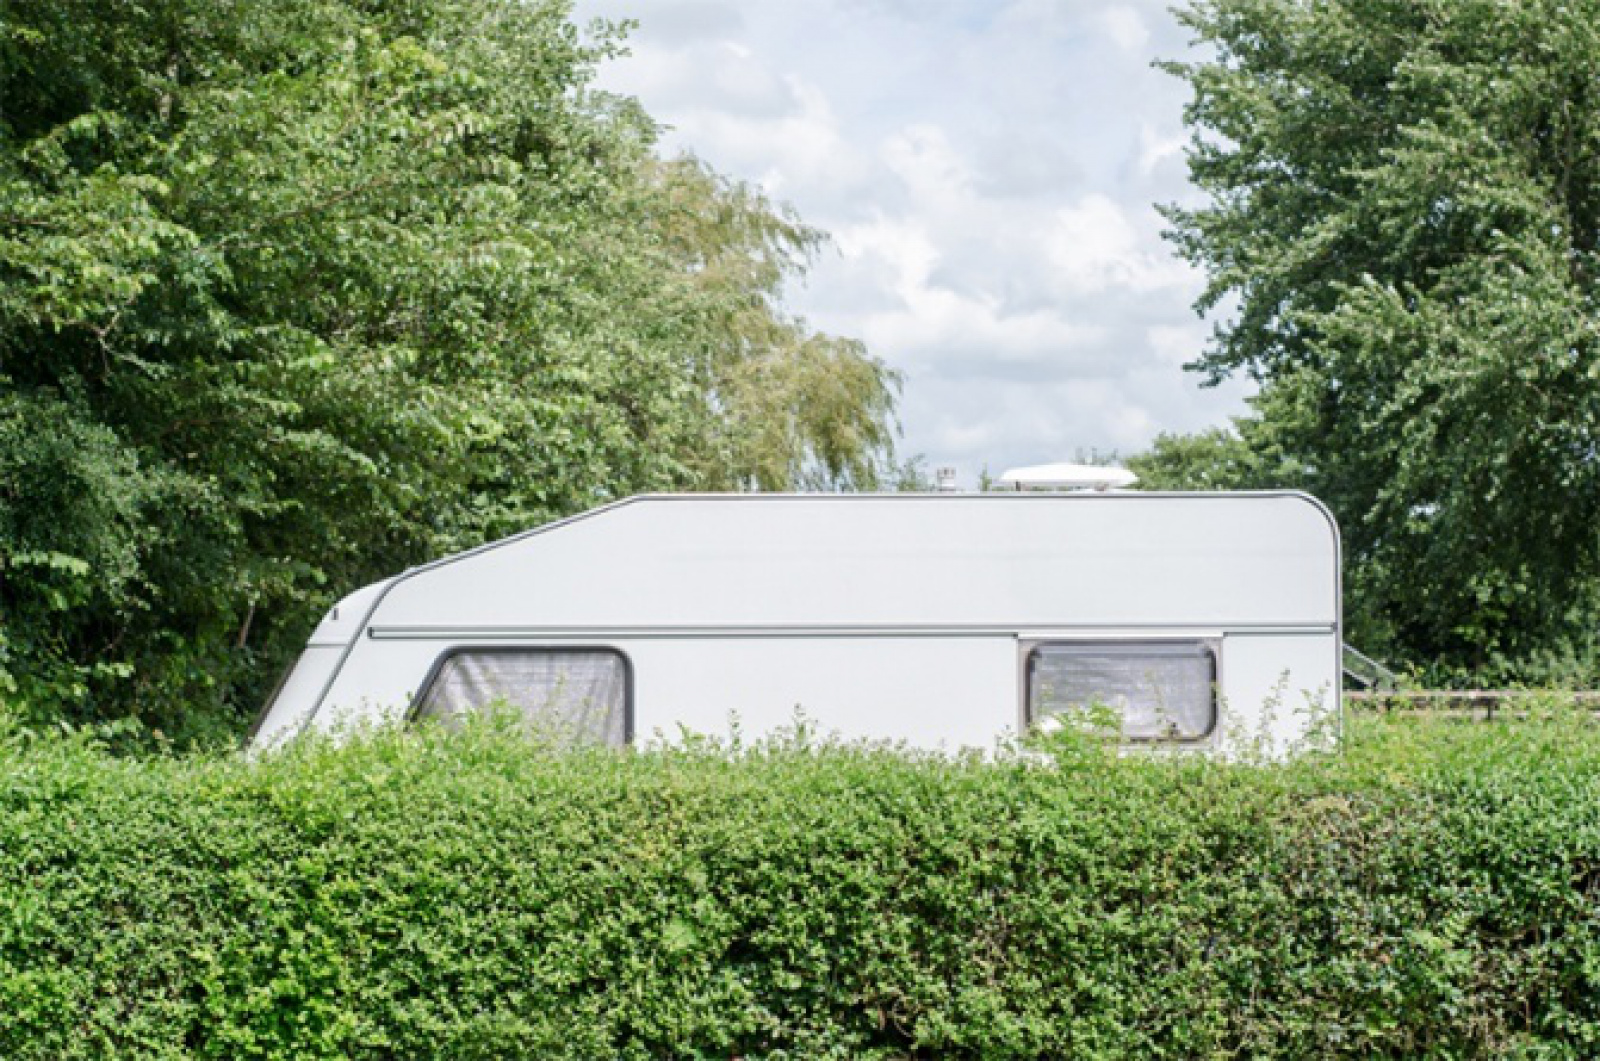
[1127,423,1296,492]
[0,0,901,736]
[1159,0,1600,680]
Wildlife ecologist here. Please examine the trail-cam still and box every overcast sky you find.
[571,0,1252,484]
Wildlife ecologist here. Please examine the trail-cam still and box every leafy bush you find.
[2,710,1598,1059]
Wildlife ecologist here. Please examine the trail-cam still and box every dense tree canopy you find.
[1153,0,1600,681]
[0,0,901,737]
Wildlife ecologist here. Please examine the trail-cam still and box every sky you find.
[570,0,1253,485]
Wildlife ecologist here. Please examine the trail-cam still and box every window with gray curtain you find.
[413,649,629,747]
[1028,642,1216,741]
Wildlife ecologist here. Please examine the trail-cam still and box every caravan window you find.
[1027,642,1216,742]
[412,648,631,747]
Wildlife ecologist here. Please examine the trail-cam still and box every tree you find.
[1162,0,1600,680]
[0,0,900,736]
[1128,425,1277,492]
[621,156,902,492]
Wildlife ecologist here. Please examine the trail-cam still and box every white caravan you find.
[250,492,1341,756]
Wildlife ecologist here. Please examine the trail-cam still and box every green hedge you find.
[2,711,1599,1059]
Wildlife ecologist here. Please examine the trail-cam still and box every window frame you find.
[407,644,635,746]
[1021,638,1221,744]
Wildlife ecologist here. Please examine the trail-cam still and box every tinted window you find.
[413,649,629,747]
[1028,642,1216,741]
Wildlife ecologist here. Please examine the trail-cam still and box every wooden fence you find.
[1346,689,1600,721]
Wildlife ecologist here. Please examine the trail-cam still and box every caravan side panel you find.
[626,636,1018,749]
[365,494,1336,631]
[1218,633,1339,753]
[251,646,343,749]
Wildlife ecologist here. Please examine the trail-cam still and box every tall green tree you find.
[0,0,900,736]
[1127,423,1294,492]
[1163,0,1600,679]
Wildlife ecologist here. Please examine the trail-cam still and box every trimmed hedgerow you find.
[2,710,1599,1059]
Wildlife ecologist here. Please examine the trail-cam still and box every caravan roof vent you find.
[997,462,1137,492]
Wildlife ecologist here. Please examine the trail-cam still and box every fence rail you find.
[1347,689,1600,720]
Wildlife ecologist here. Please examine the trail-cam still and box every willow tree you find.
[636,157,901,492]
[1162,0,1600,679]
[0,0,899,735]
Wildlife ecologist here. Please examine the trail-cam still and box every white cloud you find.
[881,124,974,207]
[1137,122,1188,180]
[573,0,1253,483]
[1099,6,1152,53]
[1045,194,1195,296]
[1147,322,1206,368]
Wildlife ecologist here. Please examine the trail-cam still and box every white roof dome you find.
[997,462,1138,492]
